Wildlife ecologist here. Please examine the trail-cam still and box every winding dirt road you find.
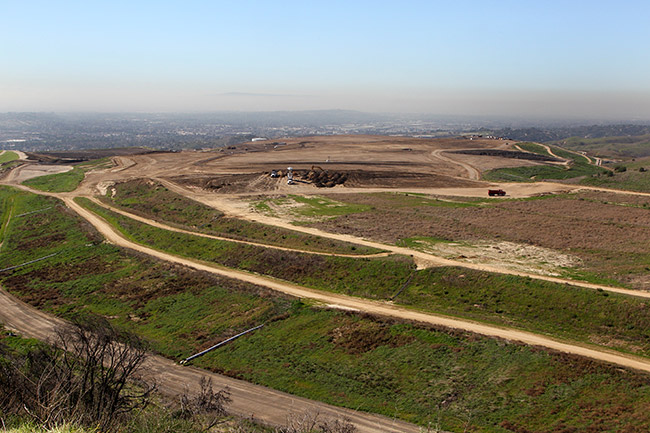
[4,138,650,432]
[430,149,480,180]
[3,151,650,429]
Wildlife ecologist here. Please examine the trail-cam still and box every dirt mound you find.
[172,173,278,193]
[298,169,347,188]
[171,168,481,192]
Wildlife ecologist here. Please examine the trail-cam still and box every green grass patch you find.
[580,158,650,192]
[0,191,17,247]
[483,163,604,182]
[0,188,291,359]
[287,194,372,217]
[0,151,19,164]
[200,306,650,431]
[22,167,85,192]
[517,142,553,157]
[253,194,373,221]
[400,267,650,356]
[105,179,379,255]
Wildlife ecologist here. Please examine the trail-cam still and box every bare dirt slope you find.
[5,162,73,183]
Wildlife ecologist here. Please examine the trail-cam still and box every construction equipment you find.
[287,167,294,185]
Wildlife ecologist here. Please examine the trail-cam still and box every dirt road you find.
[430,149,480,180]
[4,142,650,429]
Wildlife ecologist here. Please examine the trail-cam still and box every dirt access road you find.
[430,149,480,180]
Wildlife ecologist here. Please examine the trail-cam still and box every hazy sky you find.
[2,0,649,119]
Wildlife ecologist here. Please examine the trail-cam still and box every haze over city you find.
[2,0,650,120]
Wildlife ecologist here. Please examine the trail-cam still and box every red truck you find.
[488,189,506,196]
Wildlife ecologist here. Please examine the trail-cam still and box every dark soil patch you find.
[25,148,163,164]
[7,282,67,309]
[102,253,291,309]
[14,232,66,251]
[344,170,481,188]
[172,173,270,193]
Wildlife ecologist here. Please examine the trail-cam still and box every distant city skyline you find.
[2,0,649,120]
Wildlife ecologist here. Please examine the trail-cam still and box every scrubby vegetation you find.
[559,133,650,159]
[485,140,650,192]
[307,191,650,289]
[200,306,650,431]
[581,157,650,192]
[0,320,152,432]
[402,267,650,356]
[0,326,275,433]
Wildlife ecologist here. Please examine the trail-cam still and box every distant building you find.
[251,137,267,142]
